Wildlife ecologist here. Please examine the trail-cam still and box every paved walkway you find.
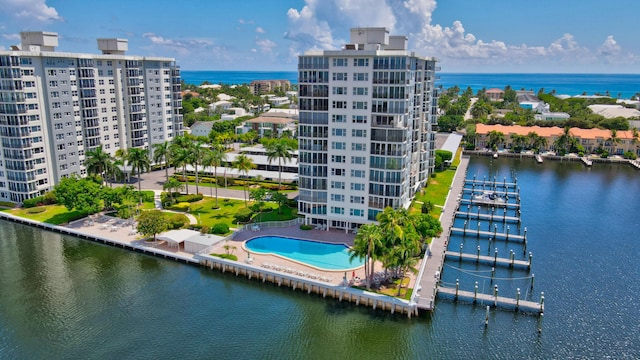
[413,155,470,310]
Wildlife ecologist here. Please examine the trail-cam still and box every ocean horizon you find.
[182,70,640,99]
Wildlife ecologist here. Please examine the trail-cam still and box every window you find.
[332,101,347,109]
[352,143,366,151]
[353,58,369,67]
[108,70,113,76]
[332,87,347,95]
[331,168,345,176]
[351,156,366,164]
[107,60,113,66]
[331,194,344,202]
[52,102,60,108]
[353,87,368,95]
[69,69,75,76]
[351,169,365,178]
[49,80,58,87]
[332,114,346,123]
[332,128,347,137]
[331,141,346,150]
[352,115,367,123]
[332,58,348,67]
[332,72,347,81]
[109,79,114,85]
[51,91,59,98]
[350,209,365,217]
[331,155,345,163]
[352,101,367,110]
[47,69,57,76]
[353,73,369,81]
[331,181,345,189]
[98,79,105,85]
[350,195,365,204]
[352,129,367,137]
[98,70,104,76]
[331,207,344,215]
[351,183,365,191]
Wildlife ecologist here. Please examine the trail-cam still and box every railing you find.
[240,217,304,231]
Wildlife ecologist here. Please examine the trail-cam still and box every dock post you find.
[460,244,464,257]
[463,220,467,235]
[528,252,533,268]
[455,279,459,299]
[510,250,515,267]
[490,206,494,222]
[474,281,478,303]
[493,224,497,238]
[530,273,535,289]
[523,227,527,241]
[491,267,495,282]
[538,312,544,334]
[485,305,490,327]
[506,225,510,241]
[477,221,481,238]
[503,208,507,223]
[539,292,544,312]
[493,248,498,265]
[493,285,498,307]
[477,245,481,262]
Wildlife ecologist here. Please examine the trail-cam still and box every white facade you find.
[0,31,183,203]
[297,27,439,232]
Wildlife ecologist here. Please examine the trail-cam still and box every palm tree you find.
[391,231,421,296]
[232,154,256,207]
[349,224,382,290]
[607,129,622,156]
[84,145,110,181]
[487,130,505,151]
[201,142,227,208]
[104,157,123,187]
[510,134,528,153]
[191,139,206,195]
[162,177,183,203]
[152,141,172,182]
[264,139,295,189]
[171,137,194,195]
[127,148,150,201]
[554,127,573,155]
[114,148,128,183]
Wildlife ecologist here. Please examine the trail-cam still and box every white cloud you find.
[256,38,277,53]
[1,33,20,41]
[284,0,639,71]
[0,0,62,22]
[142,32,213,56]
[256,27,265,34]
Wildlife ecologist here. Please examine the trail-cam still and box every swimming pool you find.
[244,236,364,271]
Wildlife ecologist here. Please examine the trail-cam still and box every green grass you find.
[253,205,297,222]
[210,253,238,261]
[187,197,297,229]
[411,147,462,217]
[5,205,87,225]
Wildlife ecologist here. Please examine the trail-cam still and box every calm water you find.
[245,236,364,270]
[1,157,639,359]
[181,71,640,98]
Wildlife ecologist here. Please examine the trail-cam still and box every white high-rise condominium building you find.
[297,27,439,232]
[0,31,183,203]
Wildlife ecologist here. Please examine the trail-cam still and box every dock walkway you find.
[444,251,530,269]
[413,156,470,311]
[437,287,543,313]
[450,228,526,241]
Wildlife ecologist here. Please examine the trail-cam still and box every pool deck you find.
[225,226,418,290]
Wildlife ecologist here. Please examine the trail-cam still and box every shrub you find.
[300,224,313,230]
[421,201,434,214]
[166,213,189,229]
[623,151,637,160]
[233,208,254,224]
[176,194,203,203]
[285,198,297,208]
[23,196,45,208]
[139,191,155,203]
[211,223,229,235]
[431,173,437,178]
[26,206,46,214]
[200,225,211,234]
[117,207,132,219]
[210,253,238,261]
[42,191,57,205]
[168,202,191,212]
[0,201,15,208]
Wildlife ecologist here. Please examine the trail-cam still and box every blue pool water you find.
[245,236,364,270]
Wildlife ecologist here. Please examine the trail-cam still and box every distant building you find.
[588,104,640,119]
[190,121,214,137]
[209,100,232,111]
[268,96,290,107]
[485,88,504,101]
[0,31,183,203]
[250,80,291,95]
[237,111,297,137]
[181,90,200,98]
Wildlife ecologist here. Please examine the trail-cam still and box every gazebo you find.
[156,229,200,250]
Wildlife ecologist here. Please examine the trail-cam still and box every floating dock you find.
[437,287,544,314]
[581,157,593,166]
[444,251,531,269]
[450,228,526,242]
[535,155,543,164]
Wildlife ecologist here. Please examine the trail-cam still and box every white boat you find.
[493,153,498,159]
[473,191,507,203]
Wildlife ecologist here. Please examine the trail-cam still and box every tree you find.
[54,175,103,214]
[191,139,206,195]
[152,141,172,182]
[487,130,505,150]
[171,136,194,195]
[471,100,492,119]
[270,191,288,214]
[137,210,168,242]
[162,177,183,203]
[349,224,382,290]
[201,142,227,208]
[84,145,110,181]
[264,138,294,189]
[127,148,150,201]
[232,154,256,207]
[510,134,528,152]
[607,129,622,155]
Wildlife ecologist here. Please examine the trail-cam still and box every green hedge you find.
[176,194,203,203]
[233,208,254,224]
[212,223,229,234]
[165,213,189,229]
[167,202,191,212]
[0,201,15,208]
[23,191,57,208]
[27,207,47,214]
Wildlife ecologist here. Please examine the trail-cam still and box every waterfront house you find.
[486,88,504,101]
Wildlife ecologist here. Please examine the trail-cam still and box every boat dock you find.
[581,157,593,166]
[450,228,526,242]
[630,159,640,170]
[444,251,531,269]
[535,155,543,163]
[459,198,520,208]
[437,287,544,313]
[454,211,520,223]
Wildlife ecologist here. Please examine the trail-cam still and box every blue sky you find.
[1,0,638,73]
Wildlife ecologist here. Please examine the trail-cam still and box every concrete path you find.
[412,155,470,310]
[464,97,478,121]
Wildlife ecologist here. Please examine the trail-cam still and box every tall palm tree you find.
[127,148,150,201]
[232,154,256,207]
[84,145,110,181]
[152,141,172,182]
[264,138,295,189]
[487,130,505,151]
[349,224,382,290]
[391,231,421,296]
[201,142,227,208]
[607,129,622,155]
[191,139,206,195]
[104,157,123,187]
[162,177,183,203]
[114,148,128,182]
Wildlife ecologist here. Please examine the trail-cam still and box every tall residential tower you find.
[297,27,439,232]
[0,31,183,203]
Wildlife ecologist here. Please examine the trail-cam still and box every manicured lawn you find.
[253,205,297,222]
[4,205,87,225]
[411,147,463,217]
[186,197,297,229]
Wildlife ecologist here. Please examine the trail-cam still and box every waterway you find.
[1,157,639,359]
